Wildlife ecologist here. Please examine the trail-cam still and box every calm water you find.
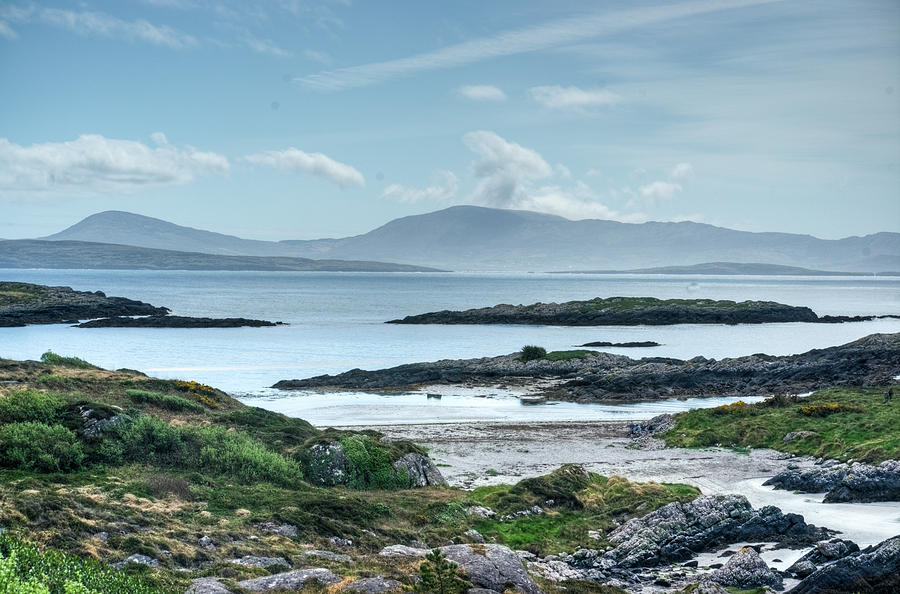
[1,270,898,424]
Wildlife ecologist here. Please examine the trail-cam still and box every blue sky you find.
[1,0,898,240]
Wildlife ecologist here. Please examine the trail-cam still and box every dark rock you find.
[76,315,281,328]
[581,341,661,347]
[627,413,674,437]
[707,547,783,589]
[786,538,860,577]
[237,568,340,592]
[789,535,900,593]
[602,494,825,568]
[440,544,543,594]
[343,576,403,593]
[765,460,900,503]
[392,452,447,487]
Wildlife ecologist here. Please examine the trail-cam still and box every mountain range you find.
[34,206,900,273]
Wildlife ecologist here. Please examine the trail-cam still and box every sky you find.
[1,0,898,241]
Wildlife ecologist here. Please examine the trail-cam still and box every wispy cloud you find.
[304,49,333,64]
[296,0,783,91]
[243,148,365,189]
[458,85,507,102]
[0,20,17,40]
[382,171,458,203]
[0,134,229,197]
[530,85,621,111]
[638,180,682,200]
[669,162,694,180]
[40,8,197,48]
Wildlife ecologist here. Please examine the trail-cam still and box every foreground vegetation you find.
[663,386,900,463]
[0,353,702,593]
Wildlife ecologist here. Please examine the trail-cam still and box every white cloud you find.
[243,148,364,189]
[638,180,682,200]
[381,171,458,203]
[296,0,782,91]
[669,162,694,180]
[530,85,621,111]
[458,85,507,102]
[150,132,168,146]
[463,130,553,206]
[0,21,17,40]
[0,134,229,197]
[240,33,290,57]
[38,8,197,48]
[555,164,572,179]
[304,49,332,64]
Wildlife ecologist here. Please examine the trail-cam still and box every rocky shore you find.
[764,459,900,503]
[75,315,283,328]
[273,333,900,402]
[0,281,167,326]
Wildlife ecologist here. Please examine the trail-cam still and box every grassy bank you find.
[662,386,900,463]
[0,353,702,593]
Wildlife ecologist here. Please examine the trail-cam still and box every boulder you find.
[300,549,351,562]
[237,568,340,592]
[112,554,159,569]
[391,452,447,487]
[379,544,428,558]
[707,547,783,589]
[301,441,445,488]
[228,556,290,569]
[343,576,403,593]
[824,460,900,503]
[185,578,231,594]
[602,494,823,567]
[440,544,543,594]
[789,535,900,594]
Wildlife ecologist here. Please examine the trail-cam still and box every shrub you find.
[39,352,97,370]
[125,389,204,413]
[0,422,84,472]
[798,403,864,417]
[416,549,469,594]
[519,345,547,362]
[0,390,65,423]
[338,434,407,490]
[192,426,302,486]
[102,415,184,465]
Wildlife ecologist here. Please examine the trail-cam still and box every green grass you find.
[0,282,45,306]
[574,296,766,313]
[124,389,204,413]
[663,386,900,463]
[0,390,66,423]
[40,352,99,370]
[544,350,593,362]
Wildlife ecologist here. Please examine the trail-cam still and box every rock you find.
[581,341,661,347]
[198,535,216,550]
[602,494,824,568]
[379,545,428,558]
[300,550,351,562]
[112,554,160,569]
[228,556,290,569]
[627,413,674,437]
[783,430,819,442]
[466,505,497,519]
[330,536,353,548]
[789,535,900,593]
[236,568,340,592]
[692,581,730,594]
[343,576,403,593]
[257,522,298,538]
[440,544,543,594]
[786,538,860,577]
[787,558,817,578]
[466,529,486,543]
[185,578,231,594]
[707,547,783,589]
[76,315,282,328]
[766,460,900,503]
[391,452,447,487]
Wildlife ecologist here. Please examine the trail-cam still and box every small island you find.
[0,281,281,328]
[388,296,896,326]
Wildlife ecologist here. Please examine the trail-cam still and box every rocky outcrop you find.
[706,547,783,589]
[789,535,900,594]
[391,452,446,487]
[236,568,340,592]
[227,555,290,569]
[600,495,825,568]
[387,297,821,326]
[0,282,167,326]
[764,460,900,503]
[581,341,661,347]
[441,544,543,594]
[343,576,403,593]
[76,315,282,328]
[786,538,860,578]
[185,578,231,594]
[274,333,900,404]
[300,440,445,489]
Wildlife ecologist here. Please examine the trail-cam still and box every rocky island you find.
[387,296,895,326]
[0,281,281,328]
[274,332,900,402]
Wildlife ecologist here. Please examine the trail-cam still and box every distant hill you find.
[552,262,899,276]
[40,206,900,272]
[0,240,440,272]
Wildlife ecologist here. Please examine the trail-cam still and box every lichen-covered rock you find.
[237,568,340,592]
[789,535,900,594]
[300,549,351,562]
[228,555,290,569]
[391,452,446,487]
[343,576,403,593]
[707,547,783,589]
[185,578,231,594]
[602,494,823,567]
[378,544,428,558]
[112,553,159,569]
[300,442,349,486]
[441,544,543,594]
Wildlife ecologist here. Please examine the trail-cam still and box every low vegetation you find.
[663,386,900,463]
[519,345,594,363]
[40,352,99,370]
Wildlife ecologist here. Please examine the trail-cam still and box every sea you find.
[2,269,898,426]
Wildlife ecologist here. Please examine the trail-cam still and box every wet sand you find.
[342,420,900,547]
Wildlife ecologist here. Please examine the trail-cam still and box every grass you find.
[663,386,900,463]
[544,350,594,362]
[0,282,45,306]
[125,389,205,413]
[40,352,99,370]
[574,296,769,313]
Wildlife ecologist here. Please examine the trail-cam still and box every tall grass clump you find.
[125,389,204,413]
[0,422,84,472]
[193,426,302,486]
[519,345,547,362]
[0,390,66,423]
[39,352,98,370]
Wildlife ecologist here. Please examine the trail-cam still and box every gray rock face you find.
[343,576,403,593]
[112,553,159,569]
[789,535,900,594]
[300,549,351,562]
[228,555,290,569]
[707,547,783,589]
[441,544,543,594]
[274,333,900,403]
[785,538,861,578]
[603,494,824,567]
[392,452,447,487]
[765,460,900,503]
[236,568,340,592]
[185,578,231,594]
[379,544,428,558]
